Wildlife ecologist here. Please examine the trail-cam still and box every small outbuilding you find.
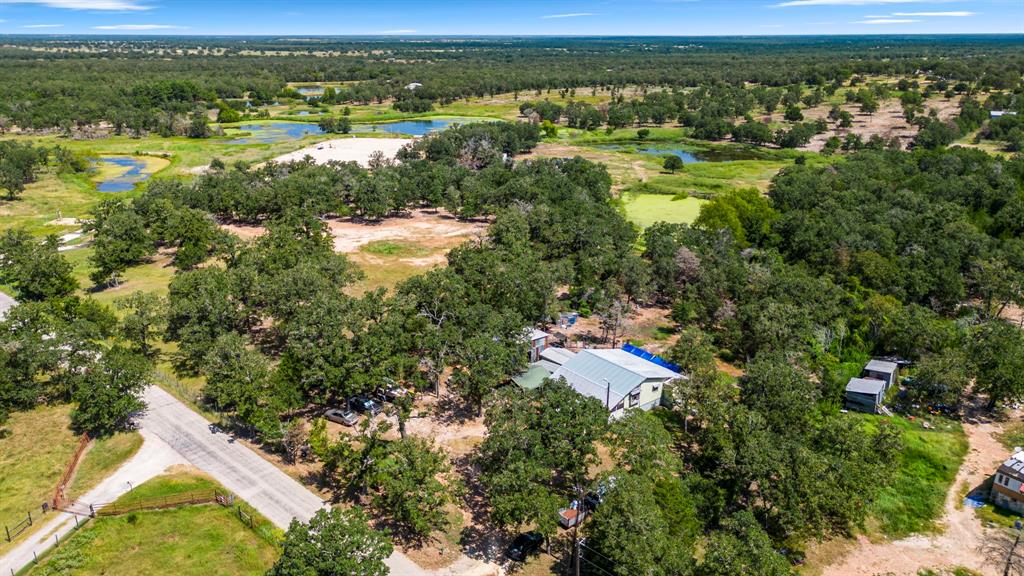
[992,450,1024,515]
[527,328,550,362]
[863,359,899,391]
[845,377,886,414]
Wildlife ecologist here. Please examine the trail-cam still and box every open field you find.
[222,210,486,293]
[622,194,706,228]
[268,136,410,167]
[25,472,279,576]
[0,405,141,555]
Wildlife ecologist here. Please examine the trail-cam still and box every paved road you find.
[2,383,500,575]
[141,386,470,576]
[0,430,186,575]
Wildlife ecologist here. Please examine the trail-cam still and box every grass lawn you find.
[27,473,279,576]
[621,194,707,228]
[0,405,141,554]
[860,414,968,538]
[62,247,177,307]
[0,169,110,235]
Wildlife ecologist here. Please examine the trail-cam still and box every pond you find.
[352,117,489,137]
[595,144,765,163]
[90,156,153,193]
[226,122,325,144]
[295,86,324,96]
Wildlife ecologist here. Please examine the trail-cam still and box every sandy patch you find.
[270,137,411,168]
[777,96,963,152]
[325,210,486,254]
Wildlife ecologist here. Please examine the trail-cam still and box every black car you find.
[348,396,382,416]
[506,531,543,562]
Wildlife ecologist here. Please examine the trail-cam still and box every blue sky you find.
[0,0,1021,36]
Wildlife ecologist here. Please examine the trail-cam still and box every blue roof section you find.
[621,343,682,373]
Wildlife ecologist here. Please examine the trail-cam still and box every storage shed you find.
[845,377,886,413]
[863,359,899,391]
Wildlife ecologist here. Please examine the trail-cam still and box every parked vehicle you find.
[378,383,408,401]
[324,408,359,426]
[348,396,382,416]
[558,501,586,529]
[506,531,543,562]
[584,476,617,511]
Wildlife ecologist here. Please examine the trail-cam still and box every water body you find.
[295,86,324,96]
[595,144,763,163]
[227,122,325,144]
[352,117,488,137]
[91,156,151,193]
[227,117,488,144]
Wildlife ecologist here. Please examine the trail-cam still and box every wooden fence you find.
[92,489,231,517]
[52,433,90,510]
[3,511,33,543]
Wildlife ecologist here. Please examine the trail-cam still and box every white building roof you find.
[528,328,549,342]
[846,377,885,395]
[552,348,679,408]
[865,359,898,375]
[540,347,575,366]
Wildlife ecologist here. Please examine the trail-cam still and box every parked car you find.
[348,396,382,416]
[584,476,617,511]
[324,408,359,427]
[378,383,408,401]
[506,531,543,562]
[558,501,586,529]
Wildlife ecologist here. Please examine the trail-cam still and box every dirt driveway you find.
[822,412,1010,576]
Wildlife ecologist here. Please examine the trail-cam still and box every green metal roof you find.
[513,363,552,390]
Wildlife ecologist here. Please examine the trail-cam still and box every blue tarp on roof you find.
[621,344,681,374]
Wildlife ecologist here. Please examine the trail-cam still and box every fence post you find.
[5,524,10,542]
[27,510,32,526]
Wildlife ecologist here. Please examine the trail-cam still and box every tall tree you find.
[71,345,150,437]
[269,507,393,576]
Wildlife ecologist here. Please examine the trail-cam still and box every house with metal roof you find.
[992,450,1024,515]
[863,359,899,391]
[551,348,680,419]
[527,328,550,362]
[512,346,576,391]
[845,377,886,413]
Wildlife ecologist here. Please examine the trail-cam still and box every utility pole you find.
[1005,520,1023,576]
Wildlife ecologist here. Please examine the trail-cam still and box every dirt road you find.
[822,417,1007,576]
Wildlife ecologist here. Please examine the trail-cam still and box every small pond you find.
[352,117,489,137]
[595,144,765,163]
[226,122,325,144]
[295,86,324,96]
[90,156,152,193]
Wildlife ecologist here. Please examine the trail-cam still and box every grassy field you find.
[62,246,177,306]
[862,414,968,538]
[0,405,142,555]
[621,194,707,228]
[26,473,279,576]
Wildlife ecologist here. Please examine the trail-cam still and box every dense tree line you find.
[1,36,1021,130]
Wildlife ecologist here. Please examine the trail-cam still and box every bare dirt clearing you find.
[788,97,961,152]
[820,409,1010,576]
[269,137,410,167]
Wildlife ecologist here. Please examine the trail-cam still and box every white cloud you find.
[22,23,64,27]
[540,12,598,19]
[776,0,938,6]
[853,18,920,23]
[1,0,150,10]
[891,11,975,16]
[377,29,417,34]
[92,24,187,30]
